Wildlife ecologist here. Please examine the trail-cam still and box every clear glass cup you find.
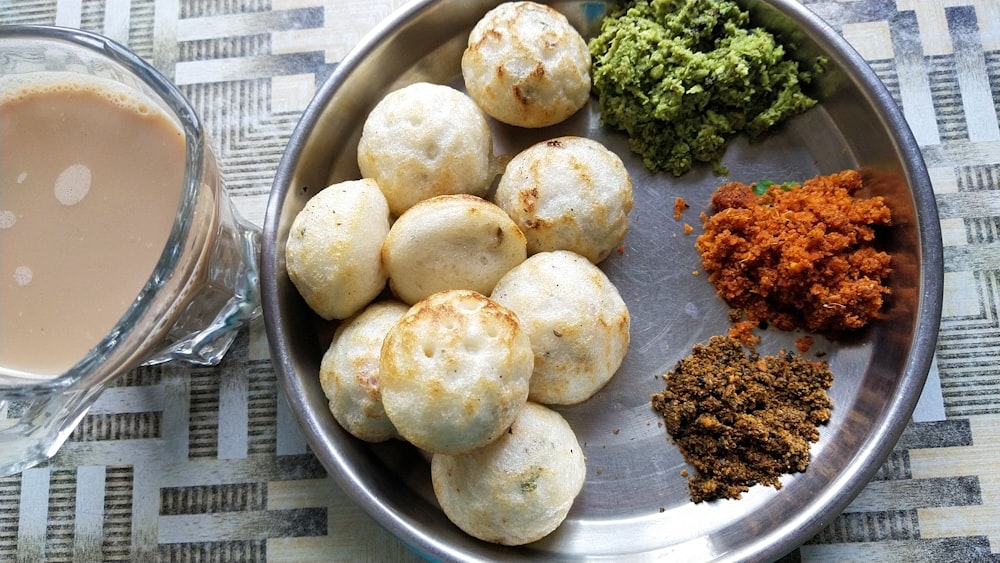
[0,25,261,475]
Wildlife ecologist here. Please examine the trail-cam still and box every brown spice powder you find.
[651,336,833,503]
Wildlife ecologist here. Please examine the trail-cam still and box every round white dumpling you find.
[462,1,591,128]
[379,290,533,454]
[494,136,633,264]
[319,300,409,442]
[431,402,586,546]
[357,82,494,216]
[285,179,390,320]
[491,250,630,405]
[381,194,527,305]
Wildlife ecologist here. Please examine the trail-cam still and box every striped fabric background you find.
[1,0,999,561]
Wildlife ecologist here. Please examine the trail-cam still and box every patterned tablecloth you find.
[2,0,999,561]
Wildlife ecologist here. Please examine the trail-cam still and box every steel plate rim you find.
[261,0,945,560]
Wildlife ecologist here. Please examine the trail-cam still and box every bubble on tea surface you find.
[54,164,92,206]
[14,266,33,287]
[0,210,15,229]
[17,172,27,184]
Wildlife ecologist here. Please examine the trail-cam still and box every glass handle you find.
[146,190,262,367]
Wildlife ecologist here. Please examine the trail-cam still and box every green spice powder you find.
[588,0,824,176]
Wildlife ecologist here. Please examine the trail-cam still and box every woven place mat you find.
[1,1,999,561]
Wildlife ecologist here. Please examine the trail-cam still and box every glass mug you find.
[0,26,261,475]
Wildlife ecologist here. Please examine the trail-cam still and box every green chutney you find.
[589,0,824,176]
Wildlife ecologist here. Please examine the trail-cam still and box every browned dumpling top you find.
[379,289,533,455]
[382,194,527,305]
[494,136,633,264]
[319,300,409,443]
[461,1,591,128]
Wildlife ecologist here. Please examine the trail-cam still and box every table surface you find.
[2,0,999,561]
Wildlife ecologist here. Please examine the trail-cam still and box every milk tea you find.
[0,76,186,376]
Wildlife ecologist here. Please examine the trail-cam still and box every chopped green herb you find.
[520,468,542,493]
[752,179,798,196]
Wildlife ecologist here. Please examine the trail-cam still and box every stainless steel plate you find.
[262,1,943,560]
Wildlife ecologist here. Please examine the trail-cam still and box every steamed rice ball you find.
[381,194,527,305]
[491,250,630,405]
[379,290,533,454]
[462,1,591,128]
[285,179,390,320]
[357,82,494,216]
[493,136,633,263]
[319,300,410,442]
[431,402,586,545]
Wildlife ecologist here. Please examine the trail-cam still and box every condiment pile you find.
[659,168,894,503]
[286,1,632,546]
[589,0,825,175]
[651,336,834,503]
[698,169,893,336]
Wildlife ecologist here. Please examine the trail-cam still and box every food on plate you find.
[491,250,630,405]
[673,197,689,220]
[285,179,390,320]
[431,402,586,545]
[382,194,528,305]
[357,82,494,216]
[379,290,533,454]
[462,1,591,128]
[493,136,634,264]
[651,335,833,503]
[696,169,893,334]
[319,300,410,442]
[588,0,823,175]
[289,9,634,466]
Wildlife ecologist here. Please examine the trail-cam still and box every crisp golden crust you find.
[319,300,410,442]
[493,136,633,263]
[462,2,591,128]
[379,290,533,454]
[431,402,586,545]
[695,170,893,334]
